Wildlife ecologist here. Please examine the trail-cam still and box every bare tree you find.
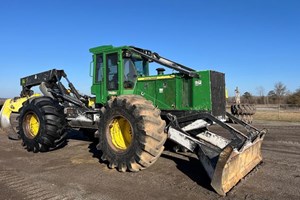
[256,86,265,104]
[274,82,287,104]
[256,86,265,96]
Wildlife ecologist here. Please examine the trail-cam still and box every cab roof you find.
[89,45,129,54]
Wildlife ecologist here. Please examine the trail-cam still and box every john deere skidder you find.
[0,45,266,195]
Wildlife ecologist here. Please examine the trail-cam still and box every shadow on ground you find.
[160,153,214,192]
[66,129,105,164]
[66,129,214,193]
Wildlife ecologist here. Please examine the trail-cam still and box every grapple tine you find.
[210,133,265,196]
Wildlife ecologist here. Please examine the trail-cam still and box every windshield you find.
[133,59,148,76]
[123,55,148,89]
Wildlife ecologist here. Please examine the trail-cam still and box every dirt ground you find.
[0,120,299,200]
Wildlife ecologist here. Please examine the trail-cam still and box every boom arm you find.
[129,46,199,78]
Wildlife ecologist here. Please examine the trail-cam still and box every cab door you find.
[93,51,121,104]
[105,52,120,98]
[92,53,105,103]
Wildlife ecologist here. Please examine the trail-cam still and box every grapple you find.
[167,112,267,196]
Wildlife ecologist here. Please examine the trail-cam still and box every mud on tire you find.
[97,95,167,172]
[19,96,67,152]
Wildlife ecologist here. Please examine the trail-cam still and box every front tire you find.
[19,97,67,152]
[97,95,167,172]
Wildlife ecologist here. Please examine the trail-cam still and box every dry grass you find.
[255,111,300,122]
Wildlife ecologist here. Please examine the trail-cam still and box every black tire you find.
[97,95,167,172]
[19,96,67,152]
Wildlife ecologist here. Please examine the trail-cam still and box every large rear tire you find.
[19,97,67,152]
[97,95,167,172]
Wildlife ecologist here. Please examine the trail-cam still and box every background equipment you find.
[230,87,256,124]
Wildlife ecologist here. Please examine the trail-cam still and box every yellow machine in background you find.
[0,94,40,139]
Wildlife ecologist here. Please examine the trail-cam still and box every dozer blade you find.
[210,134,265,196]
[167,112,267,196]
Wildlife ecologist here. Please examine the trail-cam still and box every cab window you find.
[106,53,118,90]
[123,58,137,89]
[95,54,103,83]
[134,59,148,76]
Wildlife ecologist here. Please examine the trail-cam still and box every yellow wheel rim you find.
[24,112,40,139]
[109,116,132,151]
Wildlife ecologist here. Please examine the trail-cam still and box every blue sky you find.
[0,0,299,97]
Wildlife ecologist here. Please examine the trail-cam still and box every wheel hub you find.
[23,112,40,139]
[109,116,132,151]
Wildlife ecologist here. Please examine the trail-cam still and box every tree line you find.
[229,82,300,105]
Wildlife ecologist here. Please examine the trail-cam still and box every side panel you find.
[155,79,176,109]
[134,76,176,110]
[191,71,212,111]
[182,77,192,108]
[134,79,157,104]
[134,71,221,113]
[134,71,212,111]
